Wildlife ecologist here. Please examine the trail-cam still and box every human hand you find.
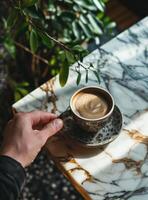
[0,111,63,167]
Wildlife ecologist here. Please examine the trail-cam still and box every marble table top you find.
[13,17,148,200]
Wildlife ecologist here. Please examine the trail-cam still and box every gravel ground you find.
[19,151,83,200]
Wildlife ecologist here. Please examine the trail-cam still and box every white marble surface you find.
[13,17,148,199]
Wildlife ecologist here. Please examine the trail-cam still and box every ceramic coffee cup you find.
[70,86,114,133]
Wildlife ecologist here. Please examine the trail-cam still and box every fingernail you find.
[53,118,63,130]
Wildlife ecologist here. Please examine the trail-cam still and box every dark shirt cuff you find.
[0,155,26,193]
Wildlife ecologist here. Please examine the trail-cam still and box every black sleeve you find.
[0,155,26,200]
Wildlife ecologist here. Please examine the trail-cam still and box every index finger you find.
[28,110,57,125]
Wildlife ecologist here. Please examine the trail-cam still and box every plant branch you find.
[29,20,74,54]
[39,29,73,53]
[14,41,49,65]
[77,61,90,70]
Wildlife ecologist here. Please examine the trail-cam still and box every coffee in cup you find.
[70,86,114,132]
[73,89,109,119]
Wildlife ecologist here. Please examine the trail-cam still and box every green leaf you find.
[85,70,88,83]
[103,16,111,25]
[76,72,81,85]
[97,12,104,20]
[23,6,40,19]
[93,70,100,83]
[62,29,72,43]
[30,29,38,53]
[72,45,84,53]
[49,56,56,66]
[14,91,22,102]
[65,51,75,64]
[7,9,18,28]
[22,0,38,7]
[60,11,76,22]
[59,64,69,87]
[73,4,85,13]
[47,2,56,12]
[93,0,105,12]
[64,0,73,4]
[87,14,103,35]
[106,22,116,29]
[2,18,7,29]
[51,68,59,76]
[18,82,29,87]
[14,87,29,102]
[90,63,94,68]
[79,15,87,24]
[72,21,81,40]
[78,20,92,38]
[74,0,97,11]
[17,88,29,96]
[4,37,16,58]
[59,51,66,62]
[80,49,89,57]
[38,32,53,49]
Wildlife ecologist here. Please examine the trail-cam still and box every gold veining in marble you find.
[40,78,58,113]
[105,148,143,174]
[68,158,93,184]
[113,158,142,174]
[124,129,148,144]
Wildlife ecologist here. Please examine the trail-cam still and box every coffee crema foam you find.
[73,92,108,119]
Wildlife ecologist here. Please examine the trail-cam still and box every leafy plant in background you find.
[0,0,115,101]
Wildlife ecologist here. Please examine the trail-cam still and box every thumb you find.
[40,118,63,143]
